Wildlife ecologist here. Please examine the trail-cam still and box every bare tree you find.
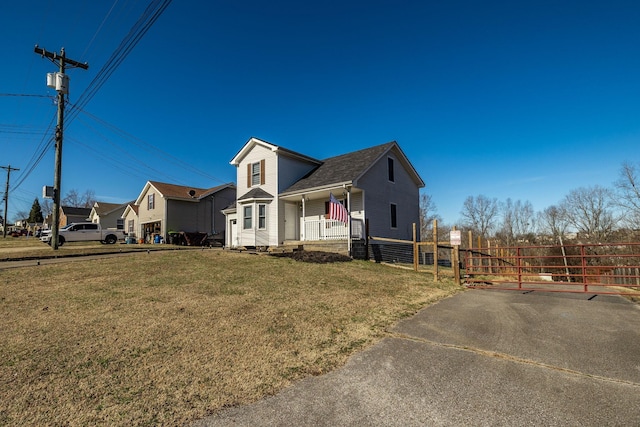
[614,162,640,229]
[496,198,515,246]
[537,205,569,242]
[62,189,96,208]
[496,198,535,245]
[460,195,499,238]
[419,192,441,241]
[560,186,617,242]
[513,199,535,241]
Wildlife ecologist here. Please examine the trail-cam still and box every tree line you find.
[421,162,640,246]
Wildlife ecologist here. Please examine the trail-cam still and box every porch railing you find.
[304,219,348,240]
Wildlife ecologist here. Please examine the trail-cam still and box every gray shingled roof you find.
[238,187,274,201]
[281,142,396,194]
[61,206,92,217]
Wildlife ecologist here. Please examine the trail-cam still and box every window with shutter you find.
[247,161,265,187]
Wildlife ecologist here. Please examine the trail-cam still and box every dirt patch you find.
[272,250,352,263]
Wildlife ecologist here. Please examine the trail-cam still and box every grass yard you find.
[0,248,460,426]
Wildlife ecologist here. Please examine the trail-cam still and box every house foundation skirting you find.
[274,239,368,260]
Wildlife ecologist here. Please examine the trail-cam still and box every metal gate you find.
[464,242,640,296]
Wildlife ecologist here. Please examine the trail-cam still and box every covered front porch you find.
[280,186,365,244]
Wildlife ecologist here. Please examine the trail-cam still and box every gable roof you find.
[93,201,133,216]
[122,203,139,219]
[230,137,322,166]
[280,141,424,195]
[61,206,92,217]
[134,181,235,205]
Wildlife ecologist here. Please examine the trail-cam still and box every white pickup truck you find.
[40,222,127,246]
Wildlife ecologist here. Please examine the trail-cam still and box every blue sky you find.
[2,1,639,224]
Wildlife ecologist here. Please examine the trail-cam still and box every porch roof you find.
[238,187,274,201]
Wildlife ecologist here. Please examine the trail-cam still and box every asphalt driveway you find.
[194,289,640,426]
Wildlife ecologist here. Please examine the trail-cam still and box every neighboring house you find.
[224,137,424,256]
[89,201,132,230]
[59,206,91,227]
[134,180,236,242]
[122,203,139,240]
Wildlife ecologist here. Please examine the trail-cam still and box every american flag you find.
[329,193,349,223]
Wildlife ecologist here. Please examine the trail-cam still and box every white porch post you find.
[301,195,306,241]
[347,187,352,255]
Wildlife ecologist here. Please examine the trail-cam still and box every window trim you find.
[258,204,267,229]
[251,162,261,186]
[390,203,397,229]
[148,193,155,210]
[247,160,266,188]
[243,205,253,230]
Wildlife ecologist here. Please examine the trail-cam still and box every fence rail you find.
[465,242,640,295]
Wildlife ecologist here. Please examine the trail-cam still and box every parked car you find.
[40,222,126,246]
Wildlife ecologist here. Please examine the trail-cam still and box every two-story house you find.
[223,137,424,257]
[134,181,236,243]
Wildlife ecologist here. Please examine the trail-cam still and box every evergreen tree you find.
[28,198,44,223]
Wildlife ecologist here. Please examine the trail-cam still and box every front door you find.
[285,203,297,240]
[230,219,238,248]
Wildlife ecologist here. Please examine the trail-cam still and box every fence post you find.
[452,226,461,286]
[413,223,418,272]
[433,219,439,282]
[581,245,588,292]
[467,230,473,274]
[516,247,522,289]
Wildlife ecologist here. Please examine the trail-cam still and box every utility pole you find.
[1,165,20,238]
[34,45,88,249]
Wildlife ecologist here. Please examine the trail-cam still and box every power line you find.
[66,0,172,124]
[75,106,227,184]
[10,0,172,198]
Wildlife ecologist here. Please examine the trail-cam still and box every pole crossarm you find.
[34,45,89,70]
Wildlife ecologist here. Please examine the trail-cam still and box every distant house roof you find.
[61,206,92,218]
[122,203,139,219]
[135,181,235,205]
[280,141,424,195]
[93,201,133,216]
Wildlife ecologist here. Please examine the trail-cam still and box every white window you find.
[388,157,395,183]
[258,204,266,229]
[243,206,252,230]
[251,162,261,186]
[148,193,155,210]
